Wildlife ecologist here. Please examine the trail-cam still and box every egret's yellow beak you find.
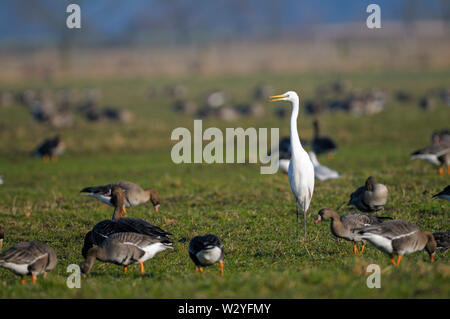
[270,94,288,102]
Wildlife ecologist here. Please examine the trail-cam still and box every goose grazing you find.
[188,234,224,276]
[308,151,340,181]
[82,186,171,258]
[433,232,449,251]
[432,185,450,201]
[80,232,172,275]
[355,220,437,266]
[32,136,65,162]
[0,241,57,284]
[271,92,315,240]
[314,208,391,254]
[0,225,4,250]
[312,120,337,158]
[80,180,160,214]
[348,176,388,212]
[411,139,450,175]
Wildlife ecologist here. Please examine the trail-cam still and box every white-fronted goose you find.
[82,186,171,258]
[432,185,450,201]
[188,234,224,275]
[81,180,160,214]
[32,136,65,162]
[0,241,57,284]
[411,139,450,175]
[314,208,391,254]
[348,176,388,212]
[312,120,337,158]
[0,225,4,250]
[80,232,172,275]
[308,151,340,181]
[355,220,437,266]
[433,232,449,251]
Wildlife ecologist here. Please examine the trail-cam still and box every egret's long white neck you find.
[290,97,303,157]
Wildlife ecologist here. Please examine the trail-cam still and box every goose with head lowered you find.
[80,180,161,215]
[314,208,391,254]
[355,220,437,266]
[80,232,172,275]
[270,91,315,240]
[348,176,388,212]
[82,186,172,259]
[188,234,224,276]
[0,240,57,284]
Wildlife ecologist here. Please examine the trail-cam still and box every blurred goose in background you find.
[80,232,173,275]
[433,232,449,251]
[80,180,161,214]
[0,241,57,284]
[0,175,3,185]
[355,220,436,266]
[308,151,340,181]
[189,234,224,275]
[0,225,4,250]
[314,208,391,254]
[432,185,450,201]
[348,176,388,212]
[82,186,171,258]
[32,136,65,162]
[312,119,337,158]
[411,138,450,175]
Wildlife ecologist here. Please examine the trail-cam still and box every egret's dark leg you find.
[296,201,299,239]
[304,209,307,240]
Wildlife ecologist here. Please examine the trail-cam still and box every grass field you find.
[0,69,449,298]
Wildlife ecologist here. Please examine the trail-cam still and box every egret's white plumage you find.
[271,91,315,239]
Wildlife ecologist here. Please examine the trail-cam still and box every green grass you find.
[0,69,449,298]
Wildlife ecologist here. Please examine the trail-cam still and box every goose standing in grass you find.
[271,91,314,240]
[432,185,450,201]
[433,232,449,251]
[32,135,65,162]
[80,232,173,275]
[0,241,57,284]
[82,186,171,258]
[80,180,161,214]
[355,220,437,266]
[308,151,340,181]
[348,176,388,212]
[411,138,450,175]
[189,234,224,276]
[312,120,337,158]
[0,225,4,250]
[314,208,391,254]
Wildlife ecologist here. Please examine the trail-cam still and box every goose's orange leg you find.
[21,277,25,285]
[139,261,145,274]
[360,244,365,255]
[122,207,127,216]
[219,261,224,276]
[353,243,359,255]
[199,267,204,274]
[123,266,128,273]
[447,165,450,175]
[439,166,444,175]
[390,256,396,265]
[396,255,402,267]
[32,275,37,284]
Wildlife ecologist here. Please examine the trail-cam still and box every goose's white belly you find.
[196,247,222,266]
[140,243,172,261]
[86,193,113,206]
[361,233,393,254]
[0,262,30,276]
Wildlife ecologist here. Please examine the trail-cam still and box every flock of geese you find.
[0,90,448,287]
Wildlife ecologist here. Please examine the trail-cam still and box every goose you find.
[411,139,450,175]
[312,119,337,158]
[80,232,172,275]
[0,241,57,284]
[188,234,224,275]
[433,232,449,251]
[32,136,65,162]
[0,225,4,250]
[348,176,388,212]
[82,186,171,258]
[432,185,450,201]
[271,92,315,240]
[314,208,391,254]
[80,180,161,214]
[308,151,340,181]
[355,220,437,266]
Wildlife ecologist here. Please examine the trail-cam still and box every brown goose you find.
[411,139,450,175]
[81,180,160,214]
[80,232,172,275]
[433,232,449,251]
[0,225,4,250]
[32,136,65,162]
[355,220,436,266]
[314,208,391,254]
[0,241,57,284]
[348,176,388,212]
[82,186,171,258]
[188,234,224,276]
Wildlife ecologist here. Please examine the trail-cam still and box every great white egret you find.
[271,91,314,239]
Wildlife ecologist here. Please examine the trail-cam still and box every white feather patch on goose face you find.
[196,246,222,266]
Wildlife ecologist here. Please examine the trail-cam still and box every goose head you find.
[424,231,437,262]
[315,208,338,223]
